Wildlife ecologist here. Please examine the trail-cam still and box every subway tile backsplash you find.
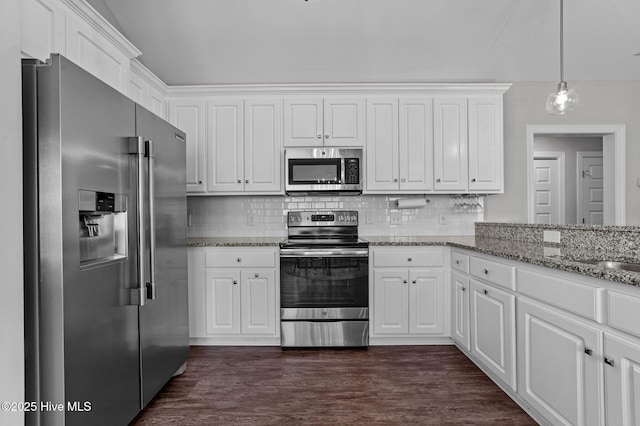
[187,194,483,238]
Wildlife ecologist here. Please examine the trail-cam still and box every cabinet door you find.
[468,98,503,192]
[399,99,433,191]
[451,271,470,350]
[366,99,399,192]
[244,99,282,193]
[409,269,444,335]
[434,99,467,191]
[518,298,603,426]
[240,270,276,335]
[283,98,323,147]
[324,98,365,146]
[204,270,241,335]
[207,99,244,192]
[169,99,206,193]
[20,0,66,61]
[604,333,640,426]
[469,279,516,390]
[373,269,409,335]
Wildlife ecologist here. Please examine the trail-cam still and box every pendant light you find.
[546,0,579,115]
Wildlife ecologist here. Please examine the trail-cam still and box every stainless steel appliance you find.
[284,148,363,195]
[22,54,189,426]
[280,211,369,347]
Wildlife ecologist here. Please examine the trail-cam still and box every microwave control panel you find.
[344,158,360,184]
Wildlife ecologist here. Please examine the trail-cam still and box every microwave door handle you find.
[129,137,147,306]
[146,139,157,301]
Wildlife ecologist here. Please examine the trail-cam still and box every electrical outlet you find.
[390,213,402,225]
[247,214,256,226]
[439,214,447,225]
[543,230,561,244]
[366,213,375,224]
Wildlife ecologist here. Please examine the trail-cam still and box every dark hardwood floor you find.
[131,345,537,425]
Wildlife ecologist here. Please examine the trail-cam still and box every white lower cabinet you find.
[604,332,640,426]
[451,271,470,351]
[188,247,279,345]
[469,278,517,391]
[517,297,604,426]
[370,247,446,343]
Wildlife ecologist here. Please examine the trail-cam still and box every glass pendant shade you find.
[546,81,580,115]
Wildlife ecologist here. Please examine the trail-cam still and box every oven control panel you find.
[288,210,358,226]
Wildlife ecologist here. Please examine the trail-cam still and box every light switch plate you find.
[543,230,561,244]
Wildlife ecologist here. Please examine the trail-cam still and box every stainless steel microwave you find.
[284,148,363,195]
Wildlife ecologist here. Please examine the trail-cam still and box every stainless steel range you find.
[280,210,369,348]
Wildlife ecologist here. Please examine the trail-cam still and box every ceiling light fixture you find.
[546,0,579,115]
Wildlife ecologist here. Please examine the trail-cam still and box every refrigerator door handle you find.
[129,136,147,306]
[145,139,157,301]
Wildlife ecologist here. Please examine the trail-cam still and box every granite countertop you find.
[187,235,640,286]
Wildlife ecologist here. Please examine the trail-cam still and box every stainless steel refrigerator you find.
[22,54,189,426]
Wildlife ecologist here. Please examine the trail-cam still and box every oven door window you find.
[288,159,341,185]
[280,256,368,308]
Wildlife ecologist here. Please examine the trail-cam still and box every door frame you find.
[576,151,603,225]
[526,124,626,225]
[533,152,566,224]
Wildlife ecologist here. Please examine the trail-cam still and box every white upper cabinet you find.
[284,97,365,147]
[434,98,468,191]
[243,99,282,193]
[20,0,66,61]
[207,99,244,192]
[468,98,503,192]
[366,98,399,192]
[399,99,434,191]
[169,98,207,193]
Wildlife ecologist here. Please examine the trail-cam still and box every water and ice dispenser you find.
[78,190,127,266]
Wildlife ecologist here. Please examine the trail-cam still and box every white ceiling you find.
[91,0,640,86]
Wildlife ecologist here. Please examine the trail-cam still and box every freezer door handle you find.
[146,139,157,301]
[129,136,148,306]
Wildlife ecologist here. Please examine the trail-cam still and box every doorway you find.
[526,125,626,225]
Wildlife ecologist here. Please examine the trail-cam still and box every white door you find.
[244,99,282,192]
[468,98,503,192]
[373,269,408,335]
[207,99,244,192]
[366,99,399,192]
[240,270,276,335]
[205,270,241,335]
[604,333,640,426]
[469,279,516,390]
[399,99,433,191]
[283,98,323,147]
[324,98,365,146]
[518,298,603,426]
[451,271,470,351]
[408,269,444,335]
[577,152,604,225]
[533,158,561,224]
[434,98,467,191]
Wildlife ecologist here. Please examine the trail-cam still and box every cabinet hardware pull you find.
[408,258,412,261]
[394,178,398,182]
[237,258,241,262]
[401,178,406,182]
[317,135,322,139]
[455,260,460,265]
[403,280,408,284]
[325,134,329,139]
[237,179,241,183]
[436,178,441,182]
[254,273,259,278]
[198,180,202,184]
[245,179,249,184]
[461,287,466,291]
[584,348,593,356]
[233,280,237,285]
[604,357,615,367]
[483,268,489,274]
[412,280,417,284]
[471,178,476,182]
[483,289,488,295]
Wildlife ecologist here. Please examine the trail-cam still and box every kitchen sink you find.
[578,260,640,273]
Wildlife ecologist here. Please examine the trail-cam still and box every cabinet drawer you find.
[451,251,469,273]
[373,249,444,268]
[205,249,276,268]
[469,256,515,291]
[517,268,605,322]
[608,291,640,338]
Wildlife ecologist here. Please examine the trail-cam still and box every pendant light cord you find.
[559,0,564,82]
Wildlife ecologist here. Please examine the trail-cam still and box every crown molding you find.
[131,59,169,95]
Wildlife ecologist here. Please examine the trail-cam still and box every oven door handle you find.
[280,248,369,258]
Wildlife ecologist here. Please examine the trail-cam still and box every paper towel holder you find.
[396,196,431,209]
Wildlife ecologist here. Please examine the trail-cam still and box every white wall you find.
[0,0,25,424]
[485,81,640,225]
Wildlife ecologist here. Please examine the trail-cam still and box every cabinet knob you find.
[394,178,398,182]
[455,260,460,265]
[254,273,259,278]
[245,179,249,184]
[412,280,417,284]
[237,258,242,262]
[233,280,238,285]
[461,287,466,292]
[237,179,242,184]
[604,357,615,367]
[483,268,489,275]
[403,280,408,284]
[325,134,329,139]
[317,134,322,139]
[436,178,441,183]
[471,178,476,182]
[584,348,593,356]
[198,180,202,184]
[408,257,412,262]
[483,289,488,295]
[401,178,406,182]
